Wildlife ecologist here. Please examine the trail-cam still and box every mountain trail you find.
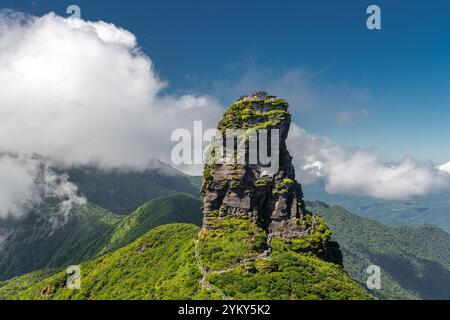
[194,239,230,300]
[194,232,273,299]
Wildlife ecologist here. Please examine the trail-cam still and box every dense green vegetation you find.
[198,217,267,270]
[3,167,450,300]
[0,193,201,281]
[2,224,215,300]
[283,215,334,259]
[0,223,372,300]
[308,201,450,299]
[0,203,119,281]
[100,193,202,254]
[207,237,371,300]
[0,269,59,299]
[217,98,289,131]
[5,188,450,299]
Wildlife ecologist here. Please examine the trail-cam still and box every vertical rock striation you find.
[201,92,342,266]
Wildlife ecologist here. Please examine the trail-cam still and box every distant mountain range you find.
[308,201,450,299]
[0,192,201,281]
[0,165,201,281]
[0,166,448,299]
[303,180,450,233]
[65,164,199,215]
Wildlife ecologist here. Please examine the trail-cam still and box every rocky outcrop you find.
[201,92,342,265]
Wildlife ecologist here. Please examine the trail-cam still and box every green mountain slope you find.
[0,203,119,281]
[65,165,199,215]
[0,223,372,300]
[308,201,450,300]
[99,193,202,254]
[3,190,450,300]
[0,269,58,299]
[0,193,201,281]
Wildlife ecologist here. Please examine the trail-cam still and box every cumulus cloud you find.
[0,10,221,170]
[0,155,37,217]
[0,154,86,219]
[213,62,447,200]
[438,162,450,174]
[0,10,223,218]
[1,9,449,209]
[287,124,450,200]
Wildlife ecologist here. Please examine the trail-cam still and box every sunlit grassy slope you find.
[0,223,372,300]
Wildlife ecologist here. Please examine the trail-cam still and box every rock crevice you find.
[202,92,305,232]
[201,92,342,265]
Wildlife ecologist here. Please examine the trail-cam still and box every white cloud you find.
[0,10,225,218]
[0,10,221,170]
[288,124,450,200]
[1,9,449,207]
[215,62,447,200]
[0,154,86,219]
[0,155,36,218]
[438,162,450,174]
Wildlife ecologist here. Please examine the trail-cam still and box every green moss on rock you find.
[198,217,267,271]
[254,179,272,188]
[218,99,290,131]
[281,215,333,257]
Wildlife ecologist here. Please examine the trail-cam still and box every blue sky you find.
[3,0,450,163]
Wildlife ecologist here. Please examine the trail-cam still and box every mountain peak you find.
[235,91,278,102]
[200,94,343,267]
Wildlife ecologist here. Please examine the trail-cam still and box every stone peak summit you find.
[200,93,342,265]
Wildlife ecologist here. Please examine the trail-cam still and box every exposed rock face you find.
[201,92,342,265]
